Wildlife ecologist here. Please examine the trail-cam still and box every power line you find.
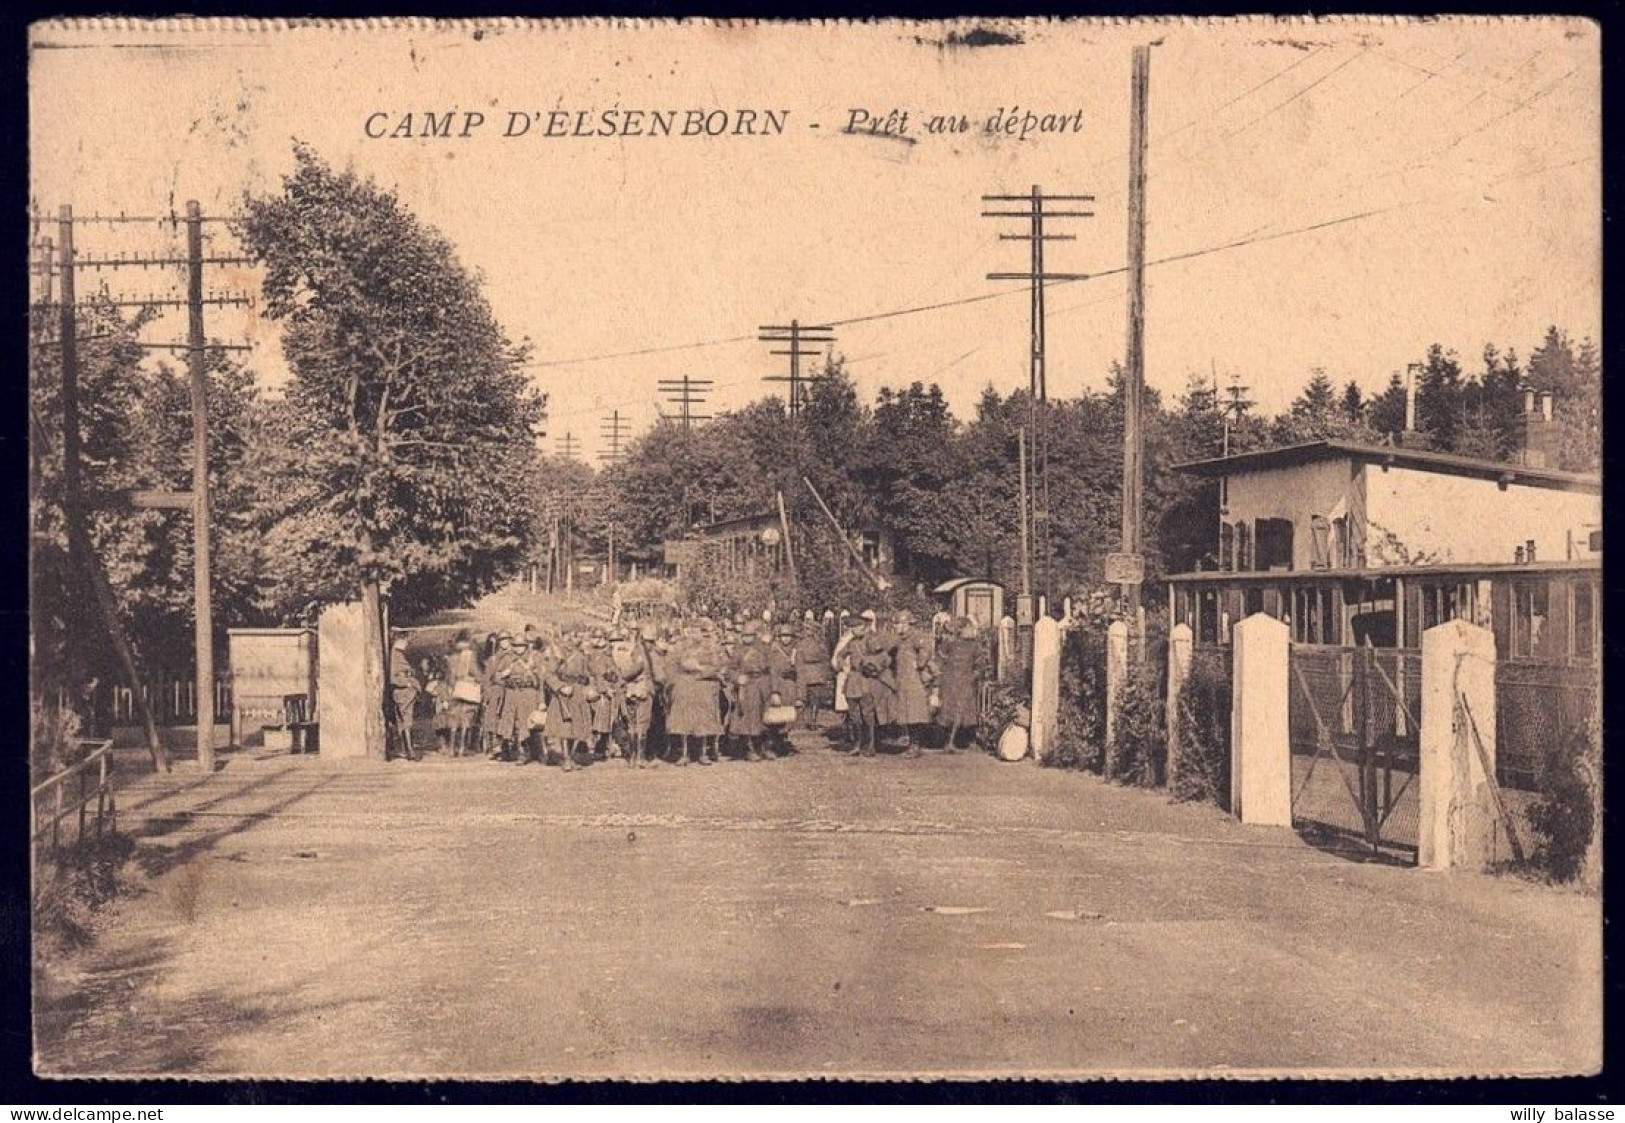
[555,431,580,460]
[520,152,1592,417]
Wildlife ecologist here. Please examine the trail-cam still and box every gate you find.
[1288,644,1421,863]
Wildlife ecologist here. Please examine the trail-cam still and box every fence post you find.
[996,615,1016,682]
[1418,619,1497,871]
[1030,616,1061,764]
[1230,613,1291,826]
[1105,620,1129,779]
[1166,623,1193,785]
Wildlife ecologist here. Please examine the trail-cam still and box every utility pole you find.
[37,202,255,771]
[1017,427,1032,599]
[658,375,714,429]
[1120,44,1151,633]
[760,320,835,418]
[556,431,580,460]
[185,202,216,774]
[983,186,1093,606]
[598,410,631,587]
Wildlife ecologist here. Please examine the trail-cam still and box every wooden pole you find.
[801,475,885,592]
[776,489,798,588]
[56,207,168,772]
[1121,44,1151,624]
[1017,427,1032,597]
[185,202,216,773]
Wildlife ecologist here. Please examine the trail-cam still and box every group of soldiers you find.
[386,607,988,768]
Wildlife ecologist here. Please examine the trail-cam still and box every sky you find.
[30,18,1601,462]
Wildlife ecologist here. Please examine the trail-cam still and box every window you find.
[1512,581,1551,659]
[1255,518,1294,571]
[1219,523,1235,573]
[1573,581,1596,661]
[1198,590,1219,645]
[1237,522,1253,572]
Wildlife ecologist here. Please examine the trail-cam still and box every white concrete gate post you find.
[1166,623,1193,785]
[1418,619,1498,871]
[1105,620,1130,777]
[1230,613,1292,826]
[1030,615,1061,764]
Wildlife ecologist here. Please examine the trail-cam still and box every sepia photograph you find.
[26,16,1601,1081]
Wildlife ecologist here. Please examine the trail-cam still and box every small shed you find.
[933,578,1005,635]
[227,627,318,747]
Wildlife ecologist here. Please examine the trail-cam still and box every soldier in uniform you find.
[892,610,935,758]
[482,633,514,758]
[765,622,800,756]
[793,618,832,730]
[388,632,421,762]
[546,631,592,770]
[502,633,544,764]
[614,625,657,768]
[839,617,879,756]
[727,625,771,761]
[586,630,623,760]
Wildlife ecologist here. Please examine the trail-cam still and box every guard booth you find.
[227,627,318,747]
[933,578,1005,635]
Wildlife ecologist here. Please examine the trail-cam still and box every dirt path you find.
[36,739,1600,1079]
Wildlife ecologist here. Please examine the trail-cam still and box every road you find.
[35,735,1600,1079]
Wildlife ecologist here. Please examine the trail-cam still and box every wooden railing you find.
[31,739,117,893]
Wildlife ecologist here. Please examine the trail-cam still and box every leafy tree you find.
[240,145,544,755]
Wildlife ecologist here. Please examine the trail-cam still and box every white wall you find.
[1363,465,1600,566]
[1224,458,1357,570]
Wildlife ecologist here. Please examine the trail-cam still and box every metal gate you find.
[1288,644,1422,864]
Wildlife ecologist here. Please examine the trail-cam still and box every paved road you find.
[35,738,1600,1079]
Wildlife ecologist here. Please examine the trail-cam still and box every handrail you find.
[31,739,114,804]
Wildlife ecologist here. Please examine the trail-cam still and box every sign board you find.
[1104,552,1145,585]
[1014,594,1036,627]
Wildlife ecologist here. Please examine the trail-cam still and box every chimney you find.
[1519,386,1556,468]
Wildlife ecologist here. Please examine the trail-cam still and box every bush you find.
[1170,649,1232,809]
[1049,626,1105,771]
[34,830,136,954]
[1525,721,1600,886]
[1108,665,1165,787]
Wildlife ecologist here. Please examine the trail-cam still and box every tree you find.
[1340,380,1365,423]
[1415,344,1466,451]
[240,145,545,756]
[1368,371,1408,438]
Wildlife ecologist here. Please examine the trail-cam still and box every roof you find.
[1167,557,1602,584]
[689,511,777,533]
[1173,440,1600,493]
[933,577,1003,595]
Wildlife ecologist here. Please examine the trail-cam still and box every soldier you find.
[892,610,935,758]
[838,617,879,757]
[728,625,771,761]
[615,625,657,768]
[502,633,544,764]
[935,616,984,752]
[668,621,724,765]
[586,631,623,760]
[765,622,799,756]
[482,633,514,758]
[793,617,832,730]
[546,631,592,771]
[388,632,421,762]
